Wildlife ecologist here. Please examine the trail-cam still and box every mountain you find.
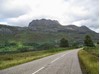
[29,19,61,28]
[0,19,98,45]
[0,24,18,34]
[28,19,96,34]
[29,19,61,32]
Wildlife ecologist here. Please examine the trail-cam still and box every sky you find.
[0,0,99,32]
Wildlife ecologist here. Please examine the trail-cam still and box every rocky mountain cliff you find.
[28,19,96,34]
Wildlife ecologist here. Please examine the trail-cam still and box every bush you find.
[4,41,17,47]
[84,35,95,47]
[18,47,29,52]
[23,42,39,47]
[9,42,17,46]
[0,44,5,48]
[37,43,56,50]
[71,42,79,48]
[60,38,69,47]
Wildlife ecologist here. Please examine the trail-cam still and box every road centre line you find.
[32,51,72,74]
[32,67,45,74]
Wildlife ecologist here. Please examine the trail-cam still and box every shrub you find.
[37,43,56,50]
[23,42,39,47]
[84,35,95,47]
[60,38,69,47]
[18,47,29,52]
[71,41,79,48]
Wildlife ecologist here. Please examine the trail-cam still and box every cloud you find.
[0,0,99,32]
[0,22,8,25]
[63,0,99,32]
[0,0,30,18]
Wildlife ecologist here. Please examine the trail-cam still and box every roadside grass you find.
[0,48,70,70]
[83,45,99,57]
[78,49,99,74]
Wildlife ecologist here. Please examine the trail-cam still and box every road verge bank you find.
[78,49,99,74]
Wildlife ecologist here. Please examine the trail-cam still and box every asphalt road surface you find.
[0,49,82,74]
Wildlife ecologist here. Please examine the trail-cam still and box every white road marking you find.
[50,54,66,63]
[50,52,71,64]
[50,57,60,63]
[61,54,66,57]
[32,51,72,74]
[32,67,45,74]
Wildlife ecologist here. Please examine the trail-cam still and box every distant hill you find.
[0,19,98,45]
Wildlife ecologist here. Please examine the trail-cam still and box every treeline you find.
[0,35,97,53]
[60,35,97,48]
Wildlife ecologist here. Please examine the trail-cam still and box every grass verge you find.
[78,49,99,74]
[83,45,99,57]
[0,48,71,70]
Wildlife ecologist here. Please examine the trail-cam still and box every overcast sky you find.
[0,0,99,32]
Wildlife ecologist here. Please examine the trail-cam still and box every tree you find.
[72,41,79,48]
[60,38,69,47]
[97,41,99,44]
[37,43,56,50]
[84,35,95,47]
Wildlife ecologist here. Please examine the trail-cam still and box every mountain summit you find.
[29,19,61,27]
[28,19,95,33]
[28,19,61,32]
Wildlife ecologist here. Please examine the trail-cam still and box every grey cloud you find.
[0,8,29,18]
[0,0,30,18]
[64,0,99,32]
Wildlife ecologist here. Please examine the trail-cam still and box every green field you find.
[0,48,71,70]
[78,46,99,74]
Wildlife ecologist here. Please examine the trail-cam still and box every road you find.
[0,49,82,74]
